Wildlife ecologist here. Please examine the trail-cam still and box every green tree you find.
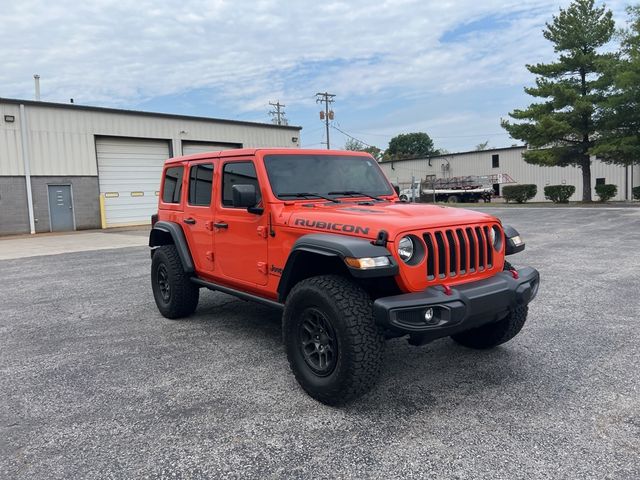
[344,138,383,160]
[501,0,616,202]
[385,132,439,160]
[591,6,640,166]
[475,141,490,151]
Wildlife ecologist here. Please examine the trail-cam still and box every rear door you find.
[213,158,269,286]
[182,159,216,273]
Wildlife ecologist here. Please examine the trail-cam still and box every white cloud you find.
[0,0,631,149]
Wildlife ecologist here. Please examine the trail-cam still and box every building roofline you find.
[0,97,302,131]
[379,145,526,163]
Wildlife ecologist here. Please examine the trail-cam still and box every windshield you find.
[263,154,394,199]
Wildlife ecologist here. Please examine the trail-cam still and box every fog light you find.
[424,308,434,322]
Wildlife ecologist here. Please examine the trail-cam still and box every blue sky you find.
[0,0,632,152]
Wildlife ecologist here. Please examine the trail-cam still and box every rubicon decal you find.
[293,218,370,235]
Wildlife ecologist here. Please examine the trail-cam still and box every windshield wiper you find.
[327,190,386,202]
[279,192,341,203]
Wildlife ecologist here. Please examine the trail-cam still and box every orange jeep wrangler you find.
[150,149,539,404]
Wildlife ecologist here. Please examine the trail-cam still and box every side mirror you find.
[232,184,261,213]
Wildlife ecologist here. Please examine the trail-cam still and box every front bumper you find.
[373,267,539,342]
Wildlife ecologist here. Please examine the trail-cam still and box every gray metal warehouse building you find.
[380,146,639,202]
[0,98,301,235]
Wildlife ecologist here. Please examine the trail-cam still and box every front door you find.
[47,185,74,232]
[213,159,269,286]
[182,160,216,273]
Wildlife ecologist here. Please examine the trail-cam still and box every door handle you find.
[183,218,196,225]
[213,221,228,229]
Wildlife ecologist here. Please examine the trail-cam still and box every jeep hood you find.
[279,202,498,240]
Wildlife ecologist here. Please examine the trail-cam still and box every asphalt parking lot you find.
[1,207,639,479]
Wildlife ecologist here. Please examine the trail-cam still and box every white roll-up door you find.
[96,137,170,227]
[182,141,240,156]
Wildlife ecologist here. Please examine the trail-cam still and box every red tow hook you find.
[442,285,453,296]
[510,269,519,279]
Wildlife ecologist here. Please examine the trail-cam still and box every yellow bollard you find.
[99,193,107,229]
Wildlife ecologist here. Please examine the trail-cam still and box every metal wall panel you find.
[96,137,170,226]
[11,104,299,177]
[182,141,240,156]
[0,104,23,175]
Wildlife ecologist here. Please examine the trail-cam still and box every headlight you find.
[398,236,414,262]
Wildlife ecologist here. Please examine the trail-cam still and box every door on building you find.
[96,136,171,227]
[48,185,75,232]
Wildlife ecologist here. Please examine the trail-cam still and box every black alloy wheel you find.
[299,307,338,376]
[157,264,171,303]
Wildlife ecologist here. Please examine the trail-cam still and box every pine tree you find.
[501,0,616,202]
[591,6,640,166]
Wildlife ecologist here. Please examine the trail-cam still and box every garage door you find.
[182,141,240,156]
[96,137,170,227]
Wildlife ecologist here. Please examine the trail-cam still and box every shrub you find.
[502,184,537,203]
[595,184,617,202]
[633,186,640,201]
[544,185,575,203]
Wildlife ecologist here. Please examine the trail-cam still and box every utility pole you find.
[268,100,287,125]
[315,92,335,149]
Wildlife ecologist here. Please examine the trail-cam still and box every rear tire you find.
[283,275,384,405]
[447,195,460,204]
[451,305,528,349]
[151,245,199,319]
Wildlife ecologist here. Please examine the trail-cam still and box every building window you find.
[596,178,605,186]
[162,166,184,203]
[188,163,214,206]
[492,154,499,169]
[493,183,500,195]
[222,161,261,207]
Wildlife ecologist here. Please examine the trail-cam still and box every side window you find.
[222,161,261,207]
[188,163,213,206]
[162,166,184,203]
[492,154,499,168]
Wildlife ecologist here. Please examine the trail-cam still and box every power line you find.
[315,92,335,149]
[268,100,287,125]
[331,124,374,148]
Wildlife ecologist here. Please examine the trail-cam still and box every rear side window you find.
[188,163,213,206]
[162,166,184,203]
[222,161,261,207]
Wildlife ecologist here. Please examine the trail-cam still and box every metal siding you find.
[380,147,632,201]
[96,137,170,226]
[182,141,238,156]
[17,104,297,176]
[0,104,24,175]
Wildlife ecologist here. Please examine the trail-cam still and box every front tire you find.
[283,275,384,405]
[151,245,199,319]
[451,305,528,349]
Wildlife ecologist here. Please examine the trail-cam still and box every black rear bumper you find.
[373,267,540,342]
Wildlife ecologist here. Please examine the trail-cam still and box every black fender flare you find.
[277,233,398,301]
[149,221,195,273]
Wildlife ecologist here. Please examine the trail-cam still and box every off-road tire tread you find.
[151,245,199,319]
[452,305,528,349]
[283,275,384,405]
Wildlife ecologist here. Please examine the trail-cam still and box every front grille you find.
[423,225,495,280]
